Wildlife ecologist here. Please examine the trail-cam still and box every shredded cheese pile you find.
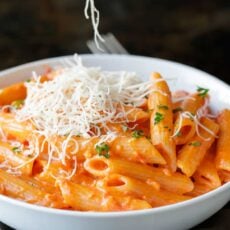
[16,56,151,140]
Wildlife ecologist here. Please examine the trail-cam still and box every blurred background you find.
[0,0,229,229]
[0,0,229,84]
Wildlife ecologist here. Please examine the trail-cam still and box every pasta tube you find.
[215,109,230,171]
[84,157,194,194]
[193,150,221,189]
[177,117,219,177]
[148,72,176,171]
[0,141,34,175]
[58,179,151,211]
[0,82,26,105]
[99,174,191,207]
[0,169,64,208]
[111,136,166,165]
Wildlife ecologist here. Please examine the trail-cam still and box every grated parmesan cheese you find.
[16,56,151,138]
[14,56,156,171]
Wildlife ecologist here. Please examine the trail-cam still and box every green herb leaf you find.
[100,152,110,159]
[25,79,31,83]
[95,142,110,158]
[12,147,21,153]
[173,107,183,113]
[132,130,144,138]
[11,100,24,109]
[189,141,201,147]
[157,104,169,110]
[154,112,164,125]
[197,86,209,98]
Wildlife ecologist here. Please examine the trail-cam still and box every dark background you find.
[0,0,229,84]
[0,0,229,229]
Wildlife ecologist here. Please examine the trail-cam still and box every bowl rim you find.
[0,54,229,89]
[0,54,229,218]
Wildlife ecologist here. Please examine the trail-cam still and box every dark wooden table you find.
[0,0,229,229]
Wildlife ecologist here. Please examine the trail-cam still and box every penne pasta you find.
[180,93,206,115]
[37,160,94,187]
[186,182,213,197]
[84,157,194,194]
[99,174,191,207]
[215,109,230,171]
[172,93,207,145]
[0,112,33,142]
[58,179,151,211]
[173,117,196,145]
[58,179,112,211]
[119,105,150,123]
[0,141,34,175]
[148,72,176,171]
[218,170,230,183]
[114,196,152,210]
[193,149,221,189]
[111,136,166,165]
[0,169,64,208]
[177,117,219,177]
[172,91,189,112]
[0,82,27,106]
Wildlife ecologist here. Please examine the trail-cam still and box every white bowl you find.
[0,54,229,230]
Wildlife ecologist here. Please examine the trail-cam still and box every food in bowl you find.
[0,55,229,212]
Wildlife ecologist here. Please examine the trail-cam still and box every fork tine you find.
[87,33,129,54]
[87,40,105,54]
[87,38,114,54]
[105,33,129,54]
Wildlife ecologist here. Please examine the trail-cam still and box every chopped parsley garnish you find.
[154,112,164,125]
[189,141,201,147]
[12,147,21,153]
[132,130,144,138]
[95,143,110,158]
[197,86,209,98]
[173,107,183,113]
[100,152,110,159]
[11,100,24,109]
[157,104,169,110]
[122,125,128,132]
[25,79,31,82]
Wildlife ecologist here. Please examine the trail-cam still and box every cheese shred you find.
[84,0,104,50]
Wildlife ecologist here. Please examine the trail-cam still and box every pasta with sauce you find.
[0,57,229,212]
